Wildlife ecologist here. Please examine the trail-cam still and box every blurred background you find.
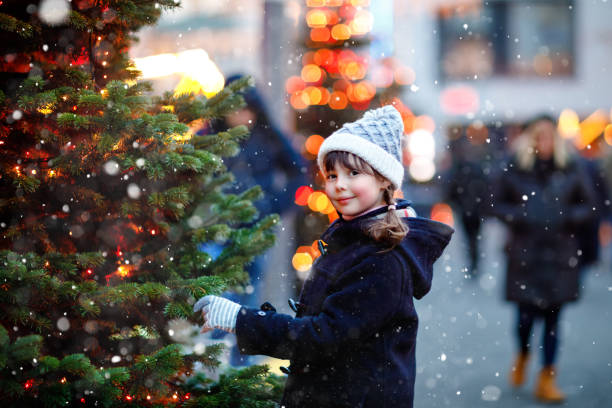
[130,1,612,406]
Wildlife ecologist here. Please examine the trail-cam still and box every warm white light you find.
[408,129,435,159]
[409,157,436,182]
[133,49,225,97]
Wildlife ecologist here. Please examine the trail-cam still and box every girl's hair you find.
[323,151,409,249]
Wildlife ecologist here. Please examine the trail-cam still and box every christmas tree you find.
[0,0,282,406]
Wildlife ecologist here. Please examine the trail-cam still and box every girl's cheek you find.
[352,180,377,201]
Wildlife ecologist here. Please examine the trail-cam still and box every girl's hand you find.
[193,295,242,334]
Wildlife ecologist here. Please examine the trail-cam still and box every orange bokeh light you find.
[339,5,357,20]
[350,81,375,102]
[325,9,339,25]
[430,203,454,227]
[292,252,313,272]
[331,24,351,40]
[305,134,325,155]
[285,76,305,94]
[604,124,612,146]
[394,66,416,85]
[116,265,134,278]
[308,191,329,212]
[303,86,323,105]
[302,51,316,65]
[328,210,340,223]
[290,92,308,110]
[306,0,325,6]
[302,64,324,83]
[413,115,436,133]
[306,9,327,28]
[319,87,331,105]
[328,91,348,110]
[310,27,331,42]
[314,48,335,67]
[295,185,314,205]
[342,61,366,80]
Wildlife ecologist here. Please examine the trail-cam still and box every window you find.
[438,0,575,80]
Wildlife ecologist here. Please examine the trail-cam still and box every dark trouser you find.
[461,213,481,272]
[516,303,562,366]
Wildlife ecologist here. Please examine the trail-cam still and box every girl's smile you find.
[324,163,389,220]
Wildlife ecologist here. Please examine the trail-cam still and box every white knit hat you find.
[317,105,405,189]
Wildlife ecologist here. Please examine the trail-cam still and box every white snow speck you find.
[38,0,70,25]
[104,160,120,176]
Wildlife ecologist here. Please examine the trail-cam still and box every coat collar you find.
[320,199,414,253]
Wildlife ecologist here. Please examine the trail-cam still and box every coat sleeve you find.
[235,254,406,360]
[565,164,598,225]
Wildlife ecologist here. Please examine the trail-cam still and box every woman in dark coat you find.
[491,115,596,403]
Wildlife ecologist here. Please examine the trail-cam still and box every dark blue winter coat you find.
[490,158,597,307]
[235,199,454,407]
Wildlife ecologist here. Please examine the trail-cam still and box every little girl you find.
[194,105,454,408]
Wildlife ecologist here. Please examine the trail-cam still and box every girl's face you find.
[324,163,389,220]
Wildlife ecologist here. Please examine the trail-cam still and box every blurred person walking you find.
[490,114,597,403]
[444,134,490,277]
[203,74,307,365]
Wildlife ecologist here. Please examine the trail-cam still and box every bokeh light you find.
[328,91,348,110]
[308,191,329,212]
[349,10,373,35]
[413,115,436,134]
[295,185,314,206]
[314,48,335,67]
[331,24,351,40]
[408,129,435,159]
[307,0,325,6]
[409,157,436,183]
[292,252,313,273]
[371,65,394,88]
[466,121,489,145]
[440,85,479,116]
[558,108,580,139]
[310,27,331,42]
[290,92,308,110]
[577,109,608,149]
[604,124,612,146]
[285,76,306,93]
[302,64,324,83]
[306,9,327,28]
[430,203,454,227]
[394,66,416,86]
[305,134,325,155]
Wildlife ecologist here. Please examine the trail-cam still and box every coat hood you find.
[321,199,454,299]
[398,213,454,299]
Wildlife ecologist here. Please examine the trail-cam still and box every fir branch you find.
[68,10,91,30]
[0,13,36,37]
[163,302,192,319]
[12,174,41,193]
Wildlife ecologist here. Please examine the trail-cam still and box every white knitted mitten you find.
[193,295,241,333]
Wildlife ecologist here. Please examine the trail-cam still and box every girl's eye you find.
[350,170,359,176]
[327,174,336,180]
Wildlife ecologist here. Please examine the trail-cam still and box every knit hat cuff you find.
[317,132,404,189]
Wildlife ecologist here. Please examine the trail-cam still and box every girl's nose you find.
[335,175,347,190]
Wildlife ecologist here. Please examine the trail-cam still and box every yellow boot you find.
[534,366,566,403]
[509,353,529,387]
